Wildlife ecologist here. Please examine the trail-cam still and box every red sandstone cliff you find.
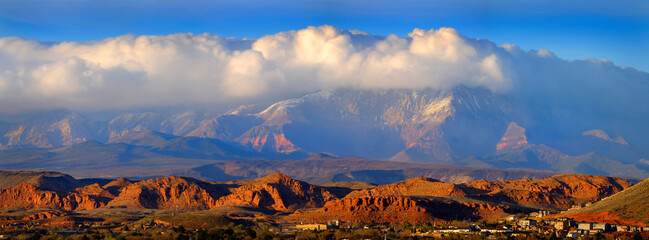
[215,173,337,211]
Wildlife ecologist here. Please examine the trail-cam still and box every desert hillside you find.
[566,177,649,225]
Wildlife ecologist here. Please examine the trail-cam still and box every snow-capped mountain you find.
[0,84,648,178]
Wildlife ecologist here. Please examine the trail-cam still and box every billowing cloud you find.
[0,25,641,113]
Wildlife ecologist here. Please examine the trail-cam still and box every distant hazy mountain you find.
[107,111,210,140]
[184,87,648,178]
[0,84,648,178]
[0,132,272,179]
[178,155,553,185]
[0,110,107,149]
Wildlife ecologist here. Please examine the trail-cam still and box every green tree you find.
[402,221,412,230]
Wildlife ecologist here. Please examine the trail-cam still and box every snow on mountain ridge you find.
[256,98,305,125]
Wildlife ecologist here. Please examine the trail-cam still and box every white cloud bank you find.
[0,26,513,112]
[0,25,645,113]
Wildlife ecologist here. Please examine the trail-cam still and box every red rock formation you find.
[215,173,337,211]
[107,176,227,211]
[0,183,112,211]
[103,178,134,196]
[315,196,438,223]
[0,171,631,224]
[296,194,512,224]
[346,177,467,198]
[462,174,631,208]
[22,211,66,221]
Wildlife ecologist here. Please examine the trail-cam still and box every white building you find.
[578,222,593,231]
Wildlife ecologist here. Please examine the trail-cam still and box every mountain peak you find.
[346,176,466,198]
[256,173,293,183]
[256,99,303,124]
[107,130,176,147]
[216,172,337,211]
[583,129,628,145]
[496,122,528,152]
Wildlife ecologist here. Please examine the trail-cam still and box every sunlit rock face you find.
[496,122,529,152]
[184,87,515,162]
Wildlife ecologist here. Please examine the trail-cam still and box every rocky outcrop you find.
[0,170,81,191]
[0,183,112,211]
[302,173,632,224]
[496,122,528,152]
[107,176,228,211]
[22,211,67,221]
[103,178,134,196]
[215,173,337,211]
[304,195,512,224]
[236,127,301,154]
[346,177,467,198]
[0,171,633,224]
[316,196,438,223]
[462,174,632,208]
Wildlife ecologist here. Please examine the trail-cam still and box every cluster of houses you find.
[287,214,649,239]
[562,202,593,212]
[515,217,649,238]
[433,225,513,234]
[294,220,341,231]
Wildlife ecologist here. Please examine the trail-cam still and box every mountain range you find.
[0,85,648,179]
[0,170,632,224]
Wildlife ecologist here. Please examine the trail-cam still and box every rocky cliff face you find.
[215,173,337,211]
[235,126,301,154]
[345,177,467,198]
[461,174,632,208]
[0,171,633,224]
[106,176,227,211]
[299,195,517,223]
[0,183,112,211]
[317,196,440,223]
[102,178,134,196]
[288,173,633,223]
[496,122,529,152]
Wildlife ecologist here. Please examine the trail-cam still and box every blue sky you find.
[0,0,648,72]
